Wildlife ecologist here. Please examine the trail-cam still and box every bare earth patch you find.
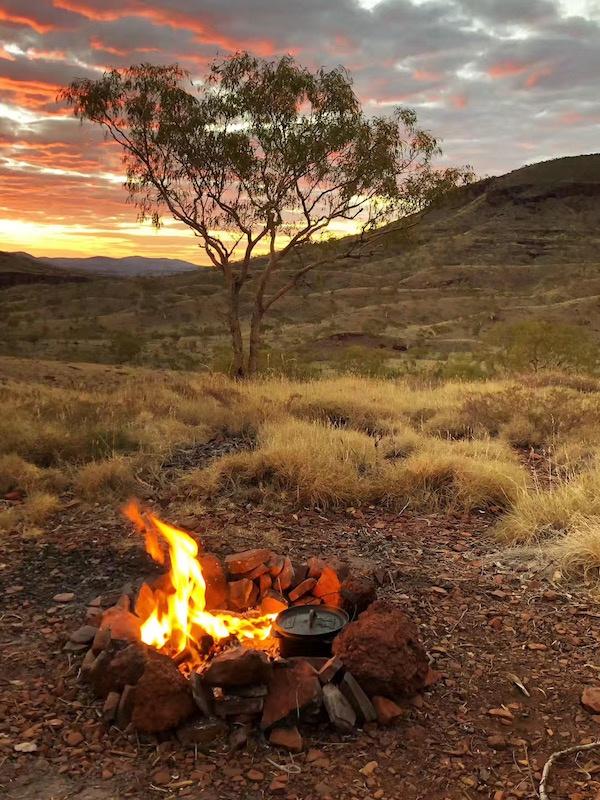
[3,502,600,800]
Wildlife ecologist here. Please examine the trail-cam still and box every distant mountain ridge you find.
[38,255,200,276]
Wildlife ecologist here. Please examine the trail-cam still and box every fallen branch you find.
[539,741,600,800]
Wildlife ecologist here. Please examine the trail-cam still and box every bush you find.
[486,321,597,373]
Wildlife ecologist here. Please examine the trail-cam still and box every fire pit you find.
[67,502,432,751]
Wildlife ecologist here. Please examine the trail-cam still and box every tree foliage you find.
[487,320,597,373]
[61,53,473,375]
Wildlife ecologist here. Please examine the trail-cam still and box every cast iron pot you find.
[273,605,349,658]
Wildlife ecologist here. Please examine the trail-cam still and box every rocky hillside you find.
[1,153,599,370]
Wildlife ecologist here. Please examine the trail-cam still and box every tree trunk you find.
[227,277,245,378]
[247,306,263,376]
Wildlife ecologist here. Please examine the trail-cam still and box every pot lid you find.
[274,605,348,639]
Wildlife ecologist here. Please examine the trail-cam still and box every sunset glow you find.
[1,0,599,260]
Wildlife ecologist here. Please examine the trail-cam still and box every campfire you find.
[68,503,433,752]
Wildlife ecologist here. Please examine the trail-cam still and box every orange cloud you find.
[488,60,528,78]
[450,93,468,109]
[54,0,279,56]
[0,7,57,33]
[0,76,62,109]
[524,66,552,88]
[413,69,441,82]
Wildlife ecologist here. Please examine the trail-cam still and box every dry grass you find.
[4,356,600,579]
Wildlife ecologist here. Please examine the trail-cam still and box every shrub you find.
[75,457,137,500]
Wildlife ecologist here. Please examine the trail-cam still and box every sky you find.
[0,0,599,262]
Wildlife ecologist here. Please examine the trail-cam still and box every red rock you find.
[313,566,342,607]
[247,769,265,782]
[100,606,141,642]
[274,557,294,592]
[198,553,229,609]
[288,578,317,602]
[102,692,120,723]
[269,725,303,753]
[582,687,600,714]
[152,769,171,786]
[318,656,344,684]
[130,650,195,733]
[89,643,146,698]
[372,696,403,725]
[268,554,285,577]
[340,576,377,617]
[64,730,84,746]
[53,592,75,603]
[69,625,98,645]
[260,591,288,615]
[116,685,136,728]
[261,661,322,729]
[228,578,254,611]
[307,557,325,579]
[203,646,272,687]
[332,600,428,697]
[91,627,112,655]
[225,549,272,575]
[259,573,272,596]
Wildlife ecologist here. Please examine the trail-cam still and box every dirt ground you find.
[2,498,600,800]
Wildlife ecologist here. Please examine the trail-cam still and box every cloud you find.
[1,0,600,258]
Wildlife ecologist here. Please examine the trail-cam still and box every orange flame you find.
[124,502,275,664]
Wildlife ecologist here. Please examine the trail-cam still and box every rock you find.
[90,643,146,698]
[100,606,141,642]
[198,553,229,609]
[291,561,309,585]
[14,742,37,753]
[152,769,171,786]
[131,650,195,733]
[69,625,98,645]
[229,723,250,750]
[261,591,288,614]
[322,683,356,733]
[225,549,272,575]
[274,557,294,592]
[332,600,428,697]
[313,566,342,607]
[247,769,265,782]
[261,660,322,729]
[91,627,112,654]
[487,734,508,749]
[307,557,326,579]
[318,656,344,684]
[340,576,377,618]
[581,687,600,714]
[228,578,255,611]
[53,592,75,603]
[268,554,285,576]
[116,685,136,728]
[228,683,268,698]
[359,761,378,777]
[288,578,317,602]
[372,695,403,725]
[340,672,377,723]
[269,725,303,753]
[176,718,228,746]
[102,691,120,723]
[190,673,215,716]
[65,730,84,746]
[203,646,272,687]
[214,695,264,717]
[259,573,272,596]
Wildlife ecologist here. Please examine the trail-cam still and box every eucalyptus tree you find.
[62,53,472,376]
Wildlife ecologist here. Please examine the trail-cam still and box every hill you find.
[0,251,89,288]
[1,152,600,372]
[37,254,200,276]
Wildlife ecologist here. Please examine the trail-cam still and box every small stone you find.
[487,707,513,720]
[116,685,136,728]
[91,627,112,654]
[318,656,344,685]
[64,730,84,746]
[14,742,37,753]
[274,557,294,592]
[229,723,250,751]
[372,696,403,725]
[269,777,288,793]
[269,725,303,753]
[100,606,141,642]
[581,687,600,714]
[152,769,171,786]
[359,760,378,776]
[53,592,75,603]
[102,691,121,724]
[487,734,508,749]
[322,683,356,733]
[261,660,322,729]
[268,554,286,576]
[69,625,98,645]
[247,769,265,782]
[190,673,215,716]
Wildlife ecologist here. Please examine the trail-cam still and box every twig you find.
[539,741,600,800]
